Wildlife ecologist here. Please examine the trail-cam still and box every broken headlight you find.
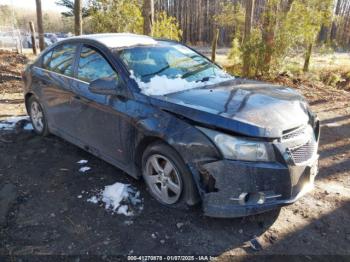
[198,127,275,162]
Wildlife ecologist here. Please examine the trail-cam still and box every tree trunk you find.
[35,0,45,51]
[303,43,313,72]
[186,0,191,43]
[283,0,294,13]
[262,0,278,73]
[243,0,255,76]
[318,25,329,43]
[74,0,83,36]
[261,0,294,73]
[211,28,219,63]
[198,0,203,45]
[143,0,154,36]
[331,0,342,41]
[29,21,37,55]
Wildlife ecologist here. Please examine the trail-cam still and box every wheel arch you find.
[135,134,202,206]
[134,136,165,171]
[24,92,35,113]
[25,92,50,136]
[131,111,222,206]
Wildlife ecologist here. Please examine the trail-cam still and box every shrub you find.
[152,12,182,41]
[227,37,241,64]
[322,72,344,87]
[90,0,143,34]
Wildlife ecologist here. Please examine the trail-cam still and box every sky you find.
[1,0,68,12]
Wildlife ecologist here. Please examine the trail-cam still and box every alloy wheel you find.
[144,154,182,205]
[30,101,44,133]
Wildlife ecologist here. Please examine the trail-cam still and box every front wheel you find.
[142,142,191,207]
[28,97,49,136]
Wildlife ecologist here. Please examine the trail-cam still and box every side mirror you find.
[89,78,122,96]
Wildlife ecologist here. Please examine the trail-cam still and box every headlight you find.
[198,127,275,162]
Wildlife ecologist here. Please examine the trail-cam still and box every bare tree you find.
[262,0,294,73]
[303,43,313,72]
[35,0,45,51]
[331,0,342,41]
[243,0,255,76]
[143,0,154,36]
[211,28,219,62]
[29,21,37,55]
[262,0,277,73]
[149,0,350,48]
[74,0,82,35]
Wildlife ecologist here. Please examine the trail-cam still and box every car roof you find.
[67,33,159,48]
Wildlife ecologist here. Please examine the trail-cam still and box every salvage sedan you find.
[22,33,320,218]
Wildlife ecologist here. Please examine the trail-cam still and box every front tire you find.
[28,97,49,136]
[142,142,192,207]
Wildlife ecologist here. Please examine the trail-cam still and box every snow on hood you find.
[87,182,142,216]
[131,71,235,96]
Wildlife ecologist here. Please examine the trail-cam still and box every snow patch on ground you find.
[77,160,88,164]
[87,196,98,204]
[79,166,91,173]
[131,71,234,96]
[0,116,30,130]
[323,122,342,127]
[23,123,33,130]
[87,182,142,216]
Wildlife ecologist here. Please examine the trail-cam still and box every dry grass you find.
[283,52,350,73]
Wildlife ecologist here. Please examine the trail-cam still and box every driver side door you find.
[70,44,131,167]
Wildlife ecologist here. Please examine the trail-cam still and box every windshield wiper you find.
[141,64,170,78]
[181,63,212,79]
[196,76,211,83]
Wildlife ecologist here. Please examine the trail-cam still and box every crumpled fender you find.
[133,109,221,205]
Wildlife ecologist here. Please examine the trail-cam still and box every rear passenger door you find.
[37,43,78,136]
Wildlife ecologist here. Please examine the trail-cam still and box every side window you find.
[48,44,77,76]
[42,50,53,69]
[77,46,118,83]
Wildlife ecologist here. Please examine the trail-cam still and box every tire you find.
[142,142,193,208]
[28,96,49,136]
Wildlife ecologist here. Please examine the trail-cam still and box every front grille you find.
[289,140,316,165]
[282,126,306,141]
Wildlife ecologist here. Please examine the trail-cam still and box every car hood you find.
[149,78,310,138]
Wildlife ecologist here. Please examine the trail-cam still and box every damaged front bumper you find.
[195,157,318,218]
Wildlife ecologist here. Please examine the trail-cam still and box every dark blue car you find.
[22,33,320,218]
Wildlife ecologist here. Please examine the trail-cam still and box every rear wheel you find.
[142,142,191,207]
[28,97,49,136]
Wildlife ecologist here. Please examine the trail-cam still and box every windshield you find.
[115,41,234,96]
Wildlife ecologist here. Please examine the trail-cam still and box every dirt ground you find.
[0,50,350,259]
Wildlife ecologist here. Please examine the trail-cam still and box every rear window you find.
[42,51,53,69]
[45,44,77,77]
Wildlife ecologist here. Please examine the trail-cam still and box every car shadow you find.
[317,120,350,181]
[0,130,280,256]
[236,200,350,260]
